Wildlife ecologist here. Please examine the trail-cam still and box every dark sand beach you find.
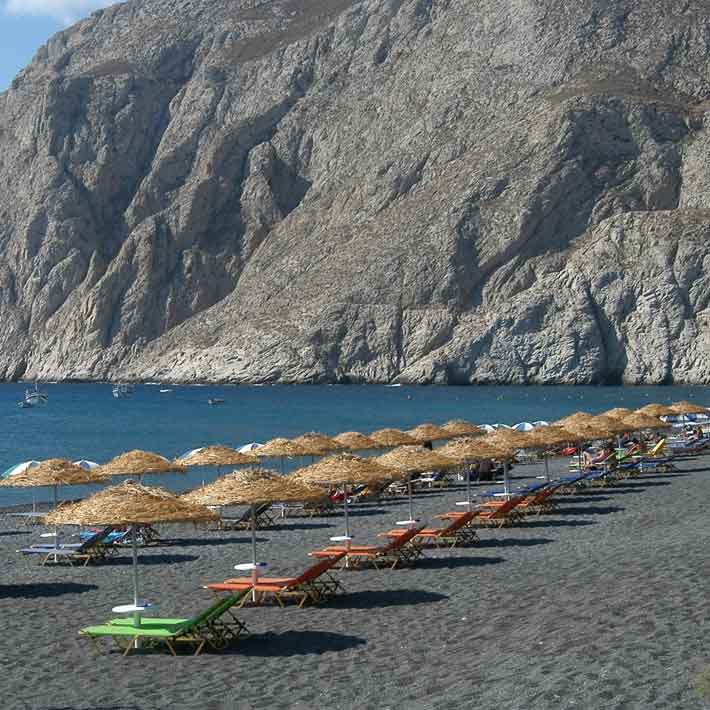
[2,455,710,709]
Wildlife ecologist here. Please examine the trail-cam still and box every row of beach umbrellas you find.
[3,400,706,610]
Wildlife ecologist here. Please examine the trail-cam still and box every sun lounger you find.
[218,503,274,531]
[207,551,346,607]
[83,589,251,656]
[314,525,426,569]
[478,484,560,516]
[19,526,116,566]
[414,511,479,548]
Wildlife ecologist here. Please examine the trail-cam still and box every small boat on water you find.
[159,389,173,393]
[112,383,134,399]
[208,398,225,405]
[17,384,48,409]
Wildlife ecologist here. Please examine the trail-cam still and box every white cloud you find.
[4,0,114,24]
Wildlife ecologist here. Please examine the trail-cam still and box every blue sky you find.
[0,1,113,91]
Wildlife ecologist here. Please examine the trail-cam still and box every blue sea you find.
[2,382,708,506]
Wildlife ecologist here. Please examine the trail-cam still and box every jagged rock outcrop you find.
[2,0,710,383]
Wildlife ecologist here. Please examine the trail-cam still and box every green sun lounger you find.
[81,590,251,656]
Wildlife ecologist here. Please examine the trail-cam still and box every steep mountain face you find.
[2,0,710,383]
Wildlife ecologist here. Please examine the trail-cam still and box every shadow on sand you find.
[163,536,257,547]
[0,582,98,599]
[416,555,505,570]
[108,553,198,566]
[553,505,624,516]
[329,589,448,608]
[519,519,596,529]
[234,630,367,657]
[474,537,554,549]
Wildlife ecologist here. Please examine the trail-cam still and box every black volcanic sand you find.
[3,455,710,709]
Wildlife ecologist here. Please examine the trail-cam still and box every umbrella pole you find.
[466,465,472,511]
[343,484,351,569]
[544,455,550,483]
[344,487,350,537]
[53,484,59,550]
[251,504,258,602]
[131,524,141,648]
[503,461,510,498]
[132,524,139,608]
[408,478,414,522]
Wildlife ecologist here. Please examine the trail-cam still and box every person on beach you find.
[583,444,613,468]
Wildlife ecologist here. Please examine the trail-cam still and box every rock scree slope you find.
[2,0,710,384]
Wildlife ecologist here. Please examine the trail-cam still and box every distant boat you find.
[17,384,48,408]
[112,383,134,399]
[159,389,173,393]
[208,398,225,405]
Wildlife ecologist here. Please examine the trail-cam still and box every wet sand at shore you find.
[2,455,710,709]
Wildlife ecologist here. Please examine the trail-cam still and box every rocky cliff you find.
[2,0,710,383]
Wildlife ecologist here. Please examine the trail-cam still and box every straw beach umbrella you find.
[45,480,217,611]
[175,445,259,486]
[621,413,671,431]
[370,428,417,448]
[603,407,634,419]
[291,433,343,458]
[256,438,309,473]
[636,403,677,418]
[523,426,579,481]
[292,454,400,539]
[441,420,481,438]
[375,446,458,523]
[590,415,632,436]
[183,469,325,594]
[0,459,109,544]
[333,432,380,451]
[99,450,186,481]
[175,446,260,468]
[406,423,450,444]
[438,438,515,507]
[670,401,710,416]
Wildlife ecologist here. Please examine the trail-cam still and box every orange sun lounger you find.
[413,510,479,548]
[313,524,426,569]
[207,551,346,608]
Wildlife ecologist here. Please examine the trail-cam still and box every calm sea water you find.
[2,382,708,506]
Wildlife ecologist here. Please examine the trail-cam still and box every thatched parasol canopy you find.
[175,445,260,468]
[256,438,309,458]
[406,423,450,443]
[485,428,534,446]
[98,450,186,477]
[523,426,581,448]
[369,428,417,447]
[621,413,672,431]
[559,422,613,441]
[442,420,481,438]
[603,407,634,419]
[181,468,325,507]
[0,458,108,488]
[375,446,458,474]
[333,431,381,451]
[636,403,677,418]
[292,453,401,486]
[553,412,596,428]
[291,432,343,456]
[437,438,515,464]
[44,480,218,526]
[669,401,710,415]
[590,415,632,435]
